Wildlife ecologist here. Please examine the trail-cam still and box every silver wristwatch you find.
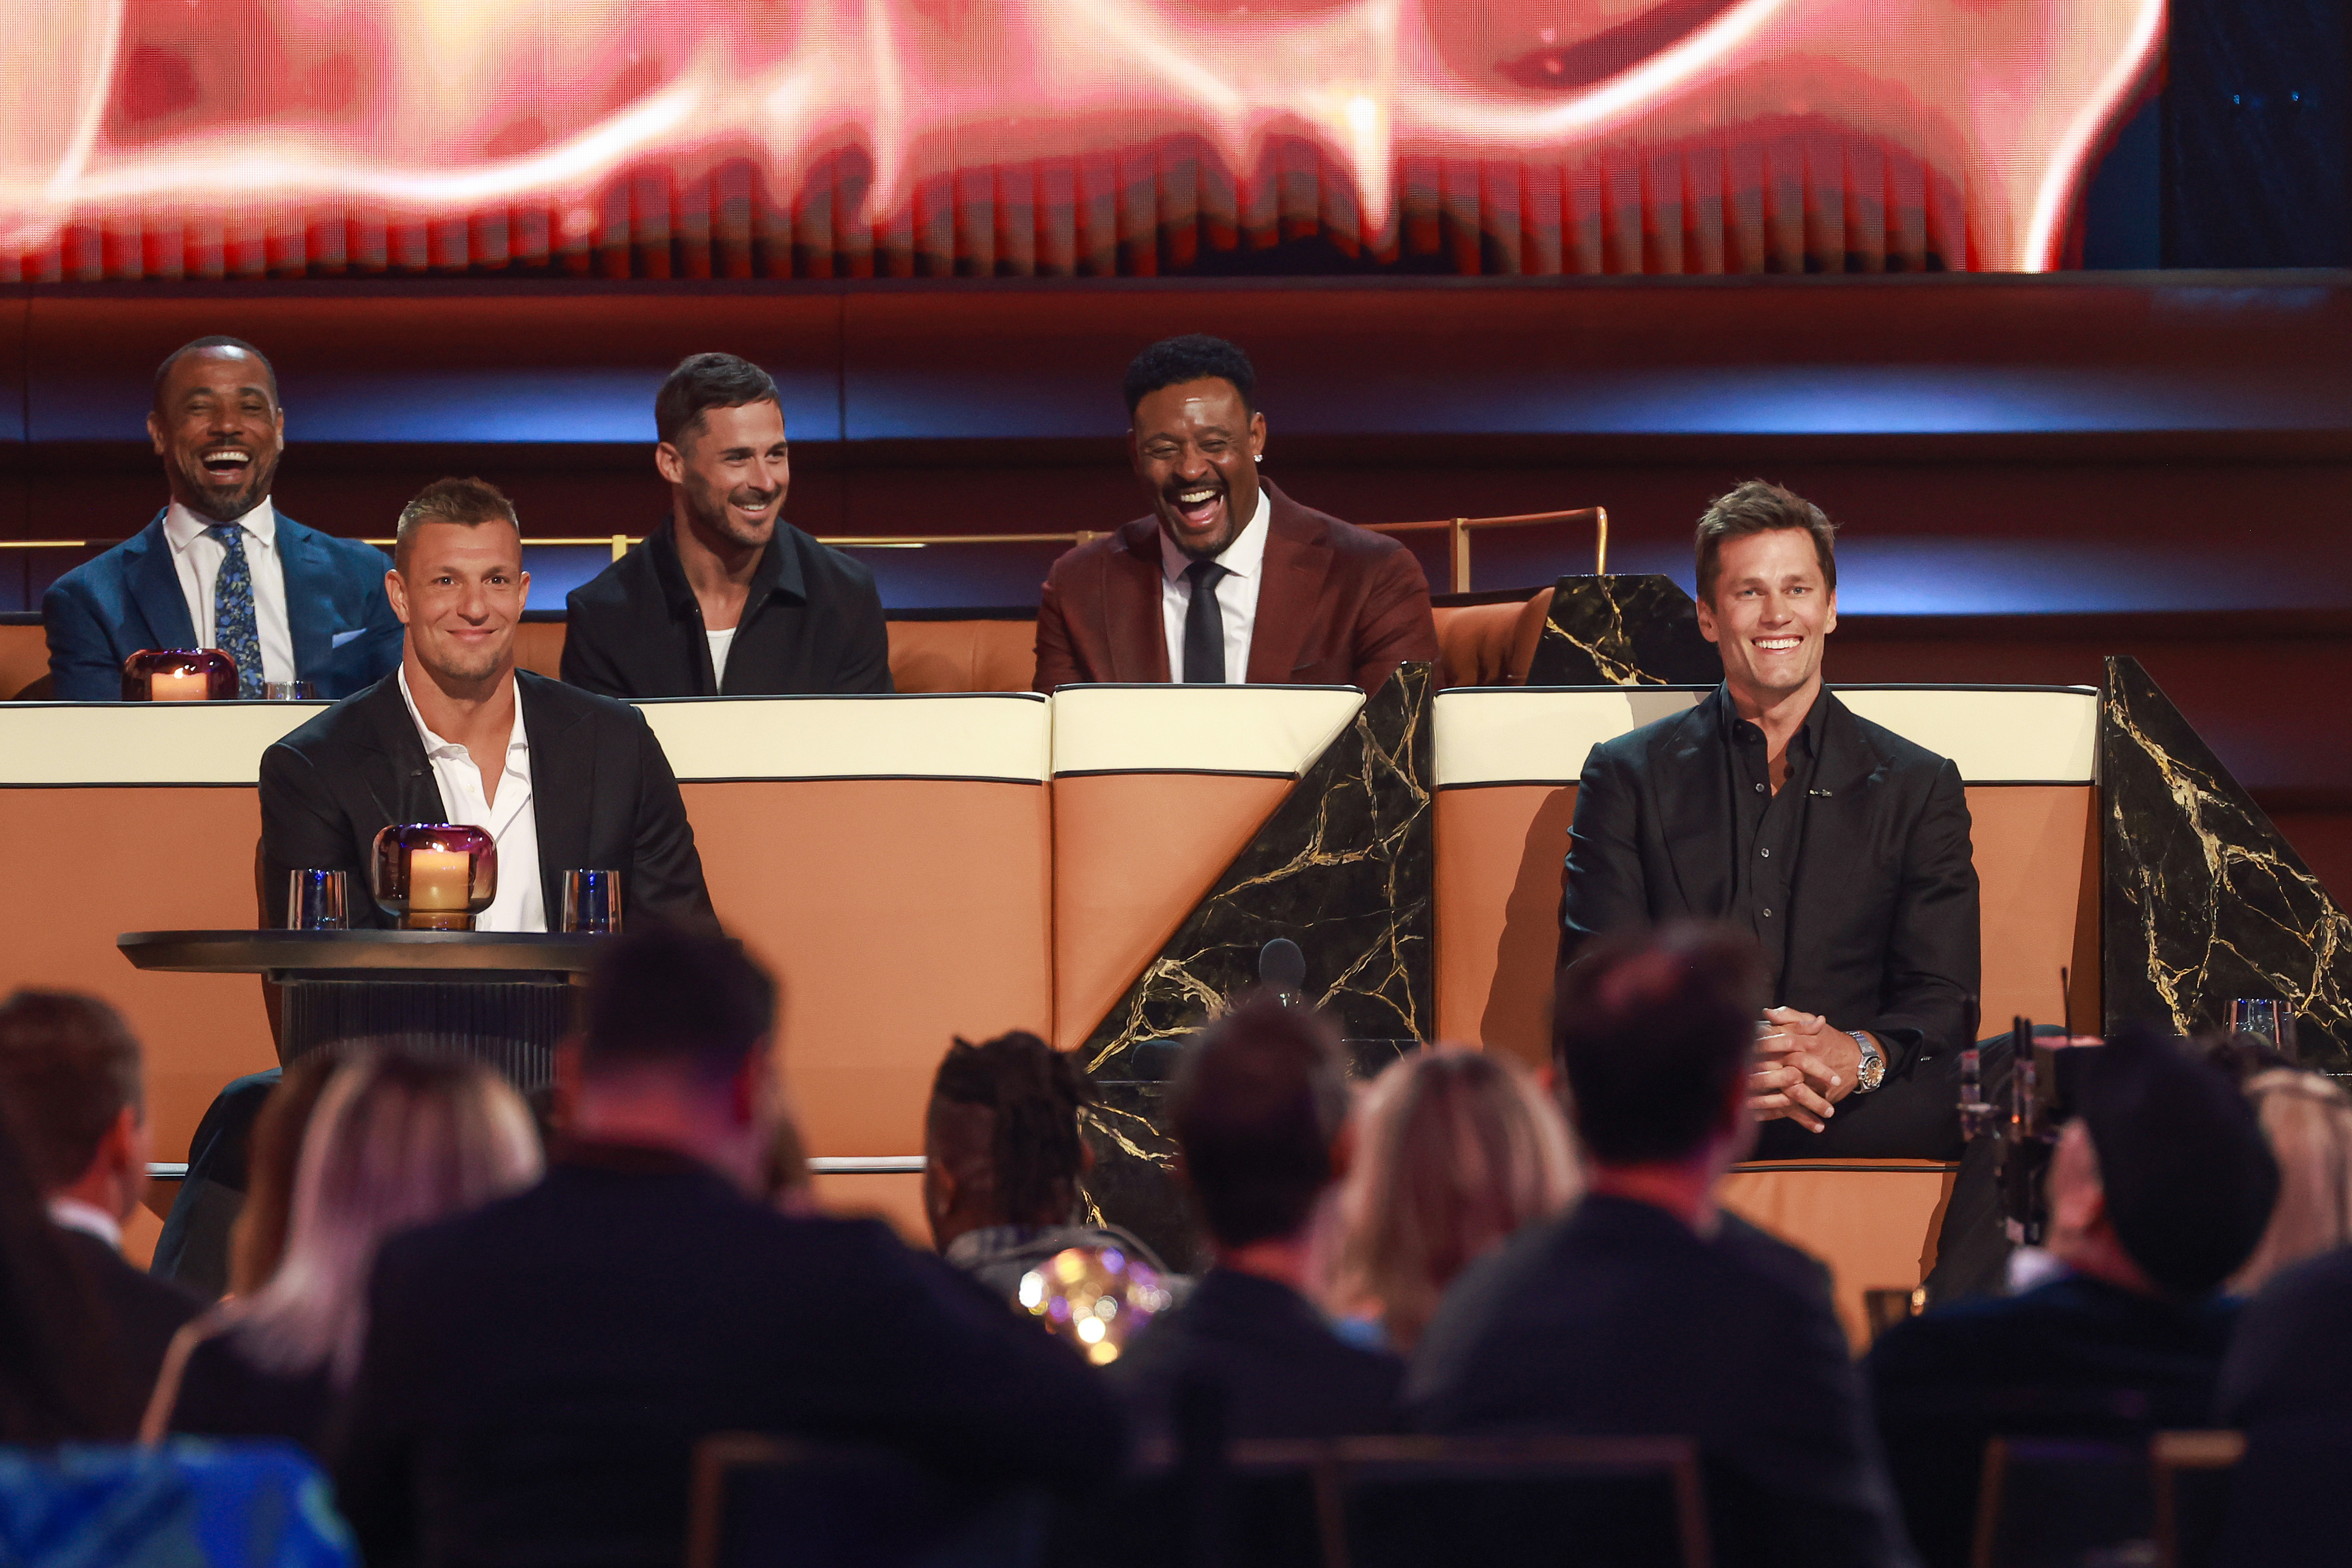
[1849,1031,1885,1093]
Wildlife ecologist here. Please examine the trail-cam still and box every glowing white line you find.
[2020,0,2165,271]
[43,0,124,205]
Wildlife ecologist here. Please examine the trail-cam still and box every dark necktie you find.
[208,523,265,699]
[1182,560,1231,684]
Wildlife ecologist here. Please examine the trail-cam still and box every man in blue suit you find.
[42,336,399,700]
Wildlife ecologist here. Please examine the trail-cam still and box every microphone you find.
[1258,938,1306,1006]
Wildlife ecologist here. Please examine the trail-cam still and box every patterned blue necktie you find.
[208,524,265,699]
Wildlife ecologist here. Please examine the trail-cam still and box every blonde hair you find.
[1324,1047,1579,1352]
[2231,1068,2352,1295]
[230,1051,542,1387]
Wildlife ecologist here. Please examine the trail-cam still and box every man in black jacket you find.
[333,929,1124,1568]
[562,353,893,698]
[1410,924,1918,1568]
[1109,997,1401,1440]
[1866,1026,2278,1568]
[1560,481,1980,1163]
[0,990,200,1407]
[261,477,716,933]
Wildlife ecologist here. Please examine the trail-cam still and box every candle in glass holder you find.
[408,849,474,915]
[148,669,214,701]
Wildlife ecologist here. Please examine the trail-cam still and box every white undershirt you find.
[1158,486,1271,684]
[161,498,296,684]
[707,626,739,688]
[398,669,546,933]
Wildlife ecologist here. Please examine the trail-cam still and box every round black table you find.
[118,930,607,1089]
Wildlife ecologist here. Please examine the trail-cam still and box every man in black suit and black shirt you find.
[1110,997,1401,1440]
[0,990,200,1405]
[261,476,717,933]
[1561,481,1980,1165]
[562,353,893,698]
[333,929,1123,1568]
[1410,924,1918,1568]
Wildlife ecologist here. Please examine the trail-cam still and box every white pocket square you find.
[330,629,367,650]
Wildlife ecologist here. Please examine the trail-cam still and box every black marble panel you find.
[2101,655,2352,1069]
[1077,664,1435,1271]
[1523,574,1722,687]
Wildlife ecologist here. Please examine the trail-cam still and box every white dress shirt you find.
[48,1195,122,1252]
[162,498,296,683]
[1158,486,1271,683]
[398,669,547,933]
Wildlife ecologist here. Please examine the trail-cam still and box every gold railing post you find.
[610,534,628,562]
[1595,508,1608,576]
[1450,518,1470,595]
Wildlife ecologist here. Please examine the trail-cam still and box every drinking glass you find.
[261,681,319,700]
[562,869,623,934]
[286,868,348,931]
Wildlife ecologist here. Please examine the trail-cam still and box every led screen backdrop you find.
[9,0,2159,281]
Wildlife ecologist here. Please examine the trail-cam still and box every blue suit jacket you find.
[42,511,402,700]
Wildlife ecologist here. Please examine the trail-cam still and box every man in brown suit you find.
[1033,335,1437,694]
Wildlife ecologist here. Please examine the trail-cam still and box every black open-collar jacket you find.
[1559,682,1980,1078]
[258,669,717,932]
[560,519,892,698]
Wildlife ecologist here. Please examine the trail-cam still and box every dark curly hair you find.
[1122,334,1256,416]
[930,1031,1093,1226]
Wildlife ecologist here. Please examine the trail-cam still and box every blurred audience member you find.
[150,1070,278,1298]
[2228,1069,2352,1295]
[1867,1025,2280,1568]
[0,1109,137,1441]
[1111,998,1401,1440]
[334,931,1121,1568]
[763,1107,819,1218]
[0,990,199,1402]
[143,1052,542,1451]
[1323,1046,1577,1353]
[925,1030,1171,1300]
[223,1052,346,1299]
[1409,924,1915,1568]
[2212,1241,2352,1565]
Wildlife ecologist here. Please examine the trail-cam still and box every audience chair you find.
[2151,1432,2241,1568]
[686,1433,1050,1568]
[1971,1436,2153,1568]
[1317,1435,1709,1568]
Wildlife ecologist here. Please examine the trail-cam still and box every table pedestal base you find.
[280,979,579,1092]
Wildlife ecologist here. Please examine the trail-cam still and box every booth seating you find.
[1428,683,2103,1346]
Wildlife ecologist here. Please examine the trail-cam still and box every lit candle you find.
[149,670,211,701]
[408,849,474,913]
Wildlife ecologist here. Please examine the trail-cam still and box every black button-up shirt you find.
[1725,689,1828,1002]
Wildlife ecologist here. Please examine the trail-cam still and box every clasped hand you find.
[1748,1007,1865,1134]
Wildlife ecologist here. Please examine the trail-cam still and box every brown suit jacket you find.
[1032,479,1438,694]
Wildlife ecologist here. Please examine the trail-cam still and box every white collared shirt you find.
[398,669,547,933]
[1158,485,1271,683]
[48,1195,122,1253]
[161,498,295,683]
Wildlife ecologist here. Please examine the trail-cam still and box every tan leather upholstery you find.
[889,619,1037,694]
[1718,1160,1960,1351]
[1,623,52,700]
[1430,589,1553,690]
[511,621,568,679]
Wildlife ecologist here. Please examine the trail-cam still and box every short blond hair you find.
[2230,1068,2352,1295]
[1323,1047,1579,1352]
[393,476,521,573]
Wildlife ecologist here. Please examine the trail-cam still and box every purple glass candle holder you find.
[122,649,237,701]
[371,823,497,931]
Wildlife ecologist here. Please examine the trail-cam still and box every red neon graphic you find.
[4,0,2161,274]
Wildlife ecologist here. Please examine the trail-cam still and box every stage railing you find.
[0,507,1606,597]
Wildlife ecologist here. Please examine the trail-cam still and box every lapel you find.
[1656,685,1735,919]
[275,513,334,674]
[1242,481,1334,684]
[121,513,198,648]
[355,675,449,830]
[518,672,594,918]
[1106,519,1170,682]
